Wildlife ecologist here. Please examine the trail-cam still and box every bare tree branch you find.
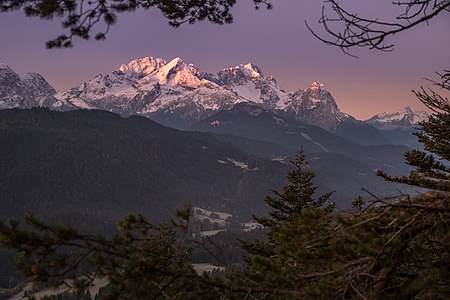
[307,0,450,55]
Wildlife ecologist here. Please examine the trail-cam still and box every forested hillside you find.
[0,108,290,223]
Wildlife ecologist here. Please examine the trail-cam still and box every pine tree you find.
[254,149,334,232]
[241,149,334,258]
[237,150,336,297]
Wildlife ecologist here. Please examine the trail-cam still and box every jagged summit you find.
[367,106,430,130]
[19,72,57,96]
[118,56,166,75]
[284,81,351,131]
[0,62,65,109]
[115,56,202,86]
[212,62,289,109]
[155,57,201,86]
[235,63,263,78]
[309,81,325,90]
[221,63,263,79]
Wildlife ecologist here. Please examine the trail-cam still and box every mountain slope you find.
[190,103,416,206]
[0,108,291,224]
[190,103,401,166]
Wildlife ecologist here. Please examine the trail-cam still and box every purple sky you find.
[0,0,448,119]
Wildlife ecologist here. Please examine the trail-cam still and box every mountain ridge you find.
[366,106,430,130]
[0,57,427,146]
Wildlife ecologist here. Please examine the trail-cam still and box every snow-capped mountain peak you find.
[210,62,292,109]
[366,106,430,129]
[53,55,245,127]
[218,62,264,82]
[118,56,166,76]
[309,81,325,91]
[118,56,203,87]
[155,57,201,86]
[239,63,263,78]
[304,81,335,105]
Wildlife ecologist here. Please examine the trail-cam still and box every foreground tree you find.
[238,147,450,299]
[0,206,209,299]
[288,192,450,299]
[0,202,313,299]
[234,150,334,297]
[1,148,450,299]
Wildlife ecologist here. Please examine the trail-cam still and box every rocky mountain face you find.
[203,63,290,110]
[0,62,69,110]
[285,82,351,131]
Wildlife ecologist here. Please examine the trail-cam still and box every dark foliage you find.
[0,108,287,224]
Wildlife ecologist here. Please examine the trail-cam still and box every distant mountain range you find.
[0,57,430,147]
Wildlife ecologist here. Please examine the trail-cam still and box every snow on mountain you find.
[366,106,430,130]
[20,73,57,106]
[0,62,68,110]
[118,56,166,75]
[0,56,394,138]
[54,56,294,128]
[285,81,352,131]
[209,63,290,109]
[55,56,248,127]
